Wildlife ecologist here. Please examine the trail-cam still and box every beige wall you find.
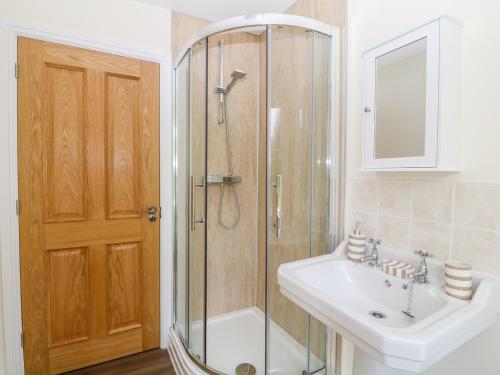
[345,0,500,373]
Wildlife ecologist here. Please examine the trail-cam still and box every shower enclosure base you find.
[170,307,324,375]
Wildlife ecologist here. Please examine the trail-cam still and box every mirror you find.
[374,38,427,159]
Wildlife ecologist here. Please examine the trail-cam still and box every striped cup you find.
[445,260,473,300]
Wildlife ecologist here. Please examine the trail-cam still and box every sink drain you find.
[236,363,256,375]
[369,310,387,319]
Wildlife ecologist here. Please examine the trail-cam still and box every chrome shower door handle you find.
[190,176,205,231]
[190,176,195,231]
[275,174,283,240]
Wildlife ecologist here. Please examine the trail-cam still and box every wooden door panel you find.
[107,242,142,333]
[47,248,89,347]
[44,220,142,249]
[106,73,141,219]
[49,329,142,375]
[44,64,88,222]
[43,42,143,77]
[87,69,106,220]
[18,37,160,374]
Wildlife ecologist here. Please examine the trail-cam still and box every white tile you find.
[378,214,410,252]
[412,182,454,223]
[454,183,500,231]
[379,181,411,217]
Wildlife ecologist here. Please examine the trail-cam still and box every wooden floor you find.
[64,349,176,375]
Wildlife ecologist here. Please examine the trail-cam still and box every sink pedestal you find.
[353,348,415,375]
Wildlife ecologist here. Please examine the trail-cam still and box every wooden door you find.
[17,37,160,374]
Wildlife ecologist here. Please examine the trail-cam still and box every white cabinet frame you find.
[362,17,461,171]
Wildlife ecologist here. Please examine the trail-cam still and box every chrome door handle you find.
[275,174,283,239]
[190,176,205,231]
[137,206,158,222]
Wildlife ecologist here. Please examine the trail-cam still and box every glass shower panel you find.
[188,41,207,361]
[308,31,332,373]
[173,21,334,375]
[267,26,315,375]
[205,30,264,374]
[174,52,190,343]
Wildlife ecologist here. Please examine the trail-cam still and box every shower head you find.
[225,69,247,94]
[231,69,247,79]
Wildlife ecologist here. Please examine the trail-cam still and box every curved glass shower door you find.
[173,19,336,375]
[174,51,189,343]
[267,26,331,375]
[174,40,207,362]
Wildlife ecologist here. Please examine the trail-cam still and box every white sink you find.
[278,241,500,373]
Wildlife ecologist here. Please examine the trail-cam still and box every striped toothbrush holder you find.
[445,260,473,300]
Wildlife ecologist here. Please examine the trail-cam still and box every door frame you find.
[0,24,173,375]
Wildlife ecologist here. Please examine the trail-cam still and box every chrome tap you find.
[361,238,381,267]
[407,250,433,284]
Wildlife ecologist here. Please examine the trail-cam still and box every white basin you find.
[278,241,500,373]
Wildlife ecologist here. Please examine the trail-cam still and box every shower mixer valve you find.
[207,175,242,185]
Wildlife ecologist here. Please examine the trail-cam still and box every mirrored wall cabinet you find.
[362,17,462,171]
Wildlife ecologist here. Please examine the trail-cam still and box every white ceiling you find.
[137,0,297,21]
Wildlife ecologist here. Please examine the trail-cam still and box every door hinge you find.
[16,200,20,216]
[20,332,24,348]
[14,62,19,79]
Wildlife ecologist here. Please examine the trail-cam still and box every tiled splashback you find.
[349,179,500,276]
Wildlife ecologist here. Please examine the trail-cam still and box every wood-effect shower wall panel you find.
[171,11,210,59]
[286,0,346,27]
[267,26,314,348]
[206,32,260,317]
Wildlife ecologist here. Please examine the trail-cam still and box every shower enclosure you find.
[172,14,340,375]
